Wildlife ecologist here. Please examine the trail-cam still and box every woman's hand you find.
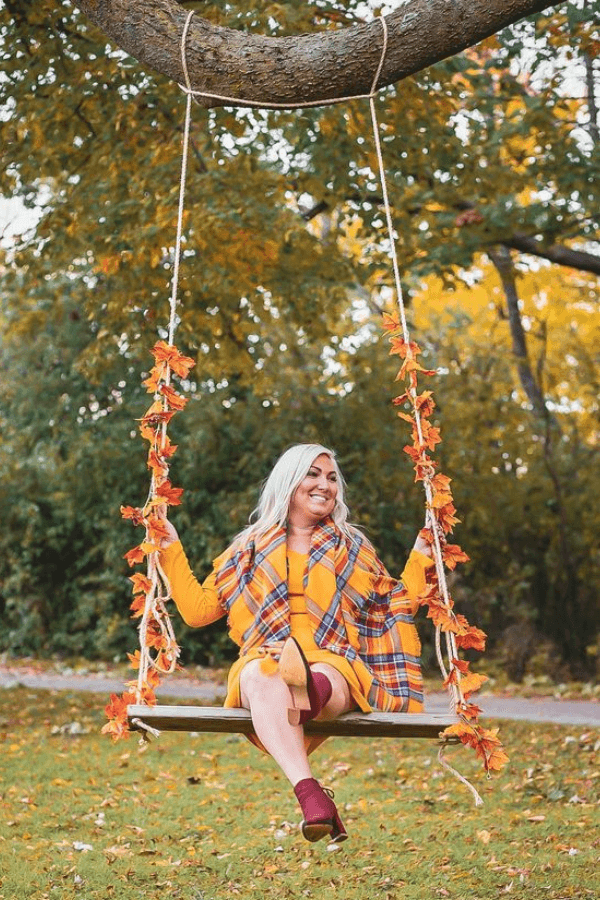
[156,504,180,548]
[412,532,433,558]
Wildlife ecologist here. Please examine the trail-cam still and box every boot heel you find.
[278,638,311,718]
[288,685,310,724]
[330,811,349,843]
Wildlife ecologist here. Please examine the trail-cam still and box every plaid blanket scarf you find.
[213,518,423,711]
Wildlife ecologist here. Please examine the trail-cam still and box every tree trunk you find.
[75,0,556,108]
[489,245,549,419]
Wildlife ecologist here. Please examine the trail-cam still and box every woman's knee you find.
[239,659,285,706]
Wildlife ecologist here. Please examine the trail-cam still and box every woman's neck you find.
[286,521,314,554]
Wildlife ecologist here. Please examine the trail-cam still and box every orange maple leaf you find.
[102,691,137,741]
[442,722,478,748]
[124,544,146,567]
[382,312,401,333]
[443,543,470,570]
[414,390,435,416]
[450,613,471,636]
[147,449,168,479]
[160,383,188,411]
[129,573,153,595]
[436,502,461,533]
[485,744,510,772]
[430,491,454,511]
[160,436,178,459]
[142,365,165,394]
[145,619,168,650]
[476,727,509,772]
[155,480,184,506]
[120,505,145,526]
[130,595,146,618]
[460,671,489,698]
[431,473,452,492]
[456,700,483,721]
[451,657,471,675]
[151,341,195,378]
[139,401,175,429]
[389,337,422,359]
[427,603,456,630]
[124,541,158,567]
[127,650,141,669]
[455,625,487,652]
[146,513,171,545]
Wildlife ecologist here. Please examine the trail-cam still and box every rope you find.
[438,744,484,807]
[130,717,161,740]
[367,64,467,718]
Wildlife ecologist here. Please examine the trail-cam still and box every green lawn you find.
[0,687,597,900]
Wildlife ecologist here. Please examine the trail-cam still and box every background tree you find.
[0,0,598,676]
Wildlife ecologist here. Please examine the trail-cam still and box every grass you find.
[0,687,598,900]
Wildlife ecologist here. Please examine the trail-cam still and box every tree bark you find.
[75,0,556,108]
[488,245,549,419]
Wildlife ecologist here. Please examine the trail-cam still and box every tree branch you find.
[75,0,557,109]
[300,196,600,277]
[502,234,600,276]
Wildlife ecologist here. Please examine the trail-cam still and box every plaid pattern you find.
[213,518,423,711]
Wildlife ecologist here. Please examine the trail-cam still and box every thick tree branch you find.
[503,233,600,275]
[301,196,600,277]
[75,0,557,109]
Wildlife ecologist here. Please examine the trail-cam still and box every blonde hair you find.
[233,444,357,546]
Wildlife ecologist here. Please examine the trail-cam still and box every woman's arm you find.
[159,541,225,627]
[157,510,225,627]
[399,531,435,612]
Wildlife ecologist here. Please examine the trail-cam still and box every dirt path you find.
[1,665,598,726]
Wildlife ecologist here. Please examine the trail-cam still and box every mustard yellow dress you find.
[160,541,432,753]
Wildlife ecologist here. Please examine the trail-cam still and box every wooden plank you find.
[127,705,460,740]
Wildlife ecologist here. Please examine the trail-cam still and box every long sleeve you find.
[400,549,435,613]
[159,541,225,628]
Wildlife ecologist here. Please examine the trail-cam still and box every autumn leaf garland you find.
[102,340,194,741]
[384,312,508,776]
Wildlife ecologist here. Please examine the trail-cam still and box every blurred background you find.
[1,0,598,682]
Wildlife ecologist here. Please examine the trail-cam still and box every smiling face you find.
[287,453,339,527]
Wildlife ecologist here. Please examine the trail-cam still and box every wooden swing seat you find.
[127,705,460,740]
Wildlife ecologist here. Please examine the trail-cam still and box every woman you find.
[159,443,432,843]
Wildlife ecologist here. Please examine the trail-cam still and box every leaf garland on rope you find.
[102,340,194,741]
[383,312,509,777]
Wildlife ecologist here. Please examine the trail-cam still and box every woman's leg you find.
[239,659,353,785]
[239,659,313,786]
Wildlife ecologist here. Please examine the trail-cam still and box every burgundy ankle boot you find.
[294,777,348,843]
